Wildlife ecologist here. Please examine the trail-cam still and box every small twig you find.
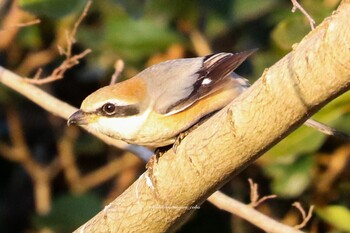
[292,202,314,229]
[304,119,350,141]
[290,0,315,30]
[25,0,93,85]
[0,18,41,32]
[208,191,304,233]
[25,49,92,84]
[13,19,41,28]
[249,178,277,207]
[70,0,93,47]
[33,68,43,80]
[110,59,125,85]
[62,0,92,57]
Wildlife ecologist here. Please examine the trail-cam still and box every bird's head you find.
[67,77,149,140]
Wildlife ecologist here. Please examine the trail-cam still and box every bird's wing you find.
[152,49,256,115]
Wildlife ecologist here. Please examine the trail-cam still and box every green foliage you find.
[76,2,181,65]
[266,91,350,159]
[272,16,311,50]
[317,205,350,232]
[19,0,88,19]
[231,0,279,22]
[262,91,350,197]
[17,25,42,49]
[104,16,180,63]
[32,194,102,232]
[264,154,314,198]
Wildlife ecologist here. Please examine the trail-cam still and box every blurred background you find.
[0,0,349,232]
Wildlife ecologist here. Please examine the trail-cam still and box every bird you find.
[67,50,256,148]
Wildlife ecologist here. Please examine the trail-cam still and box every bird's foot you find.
[172,111,217,153]
[145,145,172,200]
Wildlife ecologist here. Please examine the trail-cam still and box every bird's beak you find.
[67,110,93,126]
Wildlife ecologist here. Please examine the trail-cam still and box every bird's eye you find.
[102,103,116,115]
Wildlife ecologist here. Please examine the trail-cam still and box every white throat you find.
[91,108,152,142]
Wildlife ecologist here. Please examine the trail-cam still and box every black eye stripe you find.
[97,103,140,117]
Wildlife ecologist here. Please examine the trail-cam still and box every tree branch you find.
[208,191,303,233]
[67,1,349,232]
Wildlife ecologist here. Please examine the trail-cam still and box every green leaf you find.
[104,16,180,63]
[17,25,42,49]
[145,0,198,22]
[264,154,314,198]
[317,205,350,232]
[262,91,350,198]
[32,194,101,232]
[231,0,278,22]
[271,16,310,51]
[113,0,146,18]
[19,0,87,19]
[77,2,181,64]
[265,91,350,160]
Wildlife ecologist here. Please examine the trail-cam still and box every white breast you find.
[89,108,152,143]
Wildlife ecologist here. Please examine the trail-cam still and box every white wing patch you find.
[201,78,212,85]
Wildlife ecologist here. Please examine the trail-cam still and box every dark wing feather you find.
[164,49,256,115]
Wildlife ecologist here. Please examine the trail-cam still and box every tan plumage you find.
[68,50,255,147]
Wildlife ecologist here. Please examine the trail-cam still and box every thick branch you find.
[71,1,350,232]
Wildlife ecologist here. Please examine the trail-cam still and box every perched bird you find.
[67,50,255,148]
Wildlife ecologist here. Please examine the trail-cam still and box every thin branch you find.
[0,18,41,32]
[25,0,93,84]
[304,119,350,141]
[69,0,93,50]
[110,59,125,85]
[292,202,314,229]
[290,0,316,30]
[208,191,304,233]
[25,49,92,84]
[248,179,277,208]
